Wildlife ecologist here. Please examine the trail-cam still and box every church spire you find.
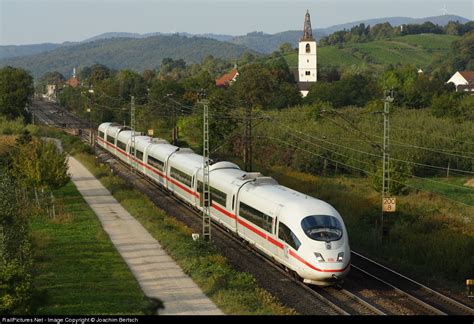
[301,9,314,41]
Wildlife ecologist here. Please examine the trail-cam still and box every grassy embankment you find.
[0,128,149,315]
[74,152,295,315]
[31,181,150,315]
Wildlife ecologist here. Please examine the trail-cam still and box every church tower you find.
[298,10,317,96]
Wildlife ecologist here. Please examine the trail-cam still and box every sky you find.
[1,0,473,45]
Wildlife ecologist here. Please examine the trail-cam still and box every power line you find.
[258,135,377,177]
[391,125,474,146]
[390,157,474,175]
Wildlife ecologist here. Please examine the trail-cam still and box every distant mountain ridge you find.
[82,32,234,43]
[0,14,470,72]
[0,35,256,78]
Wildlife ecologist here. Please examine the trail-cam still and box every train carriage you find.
[166,148,203,204]
[144,140,178,187]
[115,130,133,163]
[194,162,242,231]
[97,122,351,286]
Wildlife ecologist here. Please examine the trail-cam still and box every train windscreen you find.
[301,215,343,242]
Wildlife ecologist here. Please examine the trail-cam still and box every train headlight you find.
[337,252,344,262]
[314,252,325,262]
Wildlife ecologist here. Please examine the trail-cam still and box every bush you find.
[369,162,411,194]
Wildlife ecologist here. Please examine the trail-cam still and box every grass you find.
[407,176,474,206]
[74,152,295,315]
[30,181,150,315]
[392,34,460,51]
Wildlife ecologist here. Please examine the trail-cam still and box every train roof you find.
[117,130,141,142]
[98,122,114,131]
[147,141,179,161]
[240,182,340,220]
[168,148,203,174]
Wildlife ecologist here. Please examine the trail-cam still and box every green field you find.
[285,34,460,71]
[31,181,149,315]
[407,176,474,206]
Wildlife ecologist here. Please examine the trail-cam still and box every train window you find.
[107,135,115,144]
[148,155,164,171]
[239,202,272,232]
[170,167,192,187]
[301,215,343,242]
[117,140,127,152]
[210,186,226,207]
[133,150,144,161]
[278,222,301,250]
[232,195,235,210]
[99,131,105,139]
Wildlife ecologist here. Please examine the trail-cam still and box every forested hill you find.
[0,35,256,79]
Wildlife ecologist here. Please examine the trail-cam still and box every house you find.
[216,68,239,87]
[447,71,474,94]
[65,67,80,88]
[45,84,57,101]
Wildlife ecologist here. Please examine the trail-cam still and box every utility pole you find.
[130,95,137,173]
[172,104,178,145]
[88,89,95,153]
[244,103,252,172]
[381,90,394,241]
[199,89,211,241]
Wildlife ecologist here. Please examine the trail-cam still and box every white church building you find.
[295,10,317,97]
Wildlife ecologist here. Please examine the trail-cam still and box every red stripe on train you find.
[98,135,348,273]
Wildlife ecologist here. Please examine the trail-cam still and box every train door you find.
[230,185,241,235]
[192,169,202,210]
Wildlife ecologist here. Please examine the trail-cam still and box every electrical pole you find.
[199,89,211,241]
[130,95,137,173]
[172,104,178,145]
[381,90,394,241]
[88,89,95,150]
[244,103,252,172]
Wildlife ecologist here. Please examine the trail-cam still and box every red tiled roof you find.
[65,77,80,88]
[215,69,238,87]
[459,71,474,84]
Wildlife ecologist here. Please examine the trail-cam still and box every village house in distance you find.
[447,70,474,94]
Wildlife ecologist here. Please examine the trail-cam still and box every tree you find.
[369,162,410,195]
[0,67,33,121]
[89,64,111,85]
[11,139,69,193]
[279,43,294,55]
[305,73,379,108]
[0,169,33,315]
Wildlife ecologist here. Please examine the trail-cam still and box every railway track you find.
[97,148,389,315]
[32,101,474,315]
[350,251,474,315]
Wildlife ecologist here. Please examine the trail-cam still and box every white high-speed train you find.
[97,122,351,285]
